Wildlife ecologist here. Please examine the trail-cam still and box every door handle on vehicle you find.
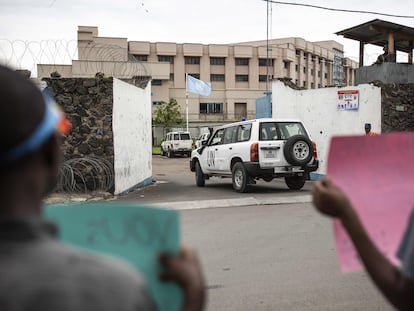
[229,147,232,150]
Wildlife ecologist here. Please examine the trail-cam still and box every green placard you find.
[43,202,182,311]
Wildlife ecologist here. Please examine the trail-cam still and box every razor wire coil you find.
[56,156,114,193]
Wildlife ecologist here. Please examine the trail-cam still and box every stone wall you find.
[370,81,414,132]
[43,77,115,162]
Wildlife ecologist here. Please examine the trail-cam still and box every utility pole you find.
[266,0,270,93]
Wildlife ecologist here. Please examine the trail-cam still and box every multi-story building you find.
[38,26,358,123]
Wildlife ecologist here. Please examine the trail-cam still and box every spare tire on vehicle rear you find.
[283,135,313,166]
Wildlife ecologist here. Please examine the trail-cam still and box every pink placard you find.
[327,132,414,272]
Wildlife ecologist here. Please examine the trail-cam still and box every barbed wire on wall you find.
[0,39,151,79]
[0,39,78,75]
[55,156,114,193]
[78,42,150,78]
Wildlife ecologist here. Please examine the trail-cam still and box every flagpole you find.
[185,73,189,132]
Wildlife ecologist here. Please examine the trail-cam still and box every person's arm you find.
[159,246,206,311]
[312,177,414,311]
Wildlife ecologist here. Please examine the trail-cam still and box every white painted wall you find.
[272,81,381,175]
[113,78,152,194]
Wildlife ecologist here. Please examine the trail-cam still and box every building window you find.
[311,82,314,89]
[295,79,298,85]
[151,79,162,86]
[158,55,174,63]
[188,73,200,79]
[311,56,316,62]
[311,69,314,76]
[210,57,225,65]
[295,65,298,72]
[235,58,249,66]
[303,81,306,88]
[200,102,223,114]
[284,61,289,69]
[259,58,273,66]
[152,101,163,106]
[170,73,174,81]
[185,56,200,64]
[211,74,225,81]
[235,74,249,82]
[324,72,328,79]
[133,54,147,62]
[295,49,300,56]
[303,67,306,74]
[259,75,273,82]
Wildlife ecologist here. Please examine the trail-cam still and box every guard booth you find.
[336,19,414,84]
[256,91,272,118]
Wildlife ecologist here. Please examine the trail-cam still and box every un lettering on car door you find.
[207,148,215,167]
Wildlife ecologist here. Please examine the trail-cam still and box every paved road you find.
[119,156,393,311]
[119,155,315,207]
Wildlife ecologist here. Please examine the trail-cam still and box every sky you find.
[1,0,414,75]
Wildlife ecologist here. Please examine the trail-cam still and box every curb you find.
[154,194,313,210]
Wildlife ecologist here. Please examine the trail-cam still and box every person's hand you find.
[312,177,353,219]
[159,246,205,310]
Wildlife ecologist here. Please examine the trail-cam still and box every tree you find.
[153,98,184,131]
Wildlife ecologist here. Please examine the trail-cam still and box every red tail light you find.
[312,141,318,159]
[250,143,259,162]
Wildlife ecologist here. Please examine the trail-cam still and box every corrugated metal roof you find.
[336,19,414,53]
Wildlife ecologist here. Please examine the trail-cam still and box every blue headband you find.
[0,93,60,162]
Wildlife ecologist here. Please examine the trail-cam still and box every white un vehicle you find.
[189,118,318,193]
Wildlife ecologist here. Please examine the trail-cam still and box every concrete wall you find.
[113,78,152,194]
[272,81,381,174]
[356,63,414,85]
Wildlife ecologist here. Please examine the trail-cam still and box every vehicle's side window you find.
[174,133,179,140]
[237,123,252,142]
[211,128,224,145]
[222,126,237,144]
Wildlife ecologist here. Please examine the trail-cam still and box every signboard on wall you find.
[337,90,359,110]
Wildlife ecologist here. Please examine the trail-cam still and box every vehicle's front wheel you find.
[285,175,306,190]
[195,161,205,187]
[232,162,249,193]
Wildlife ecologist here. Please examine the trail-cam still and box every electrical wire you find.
[263,0,414,19]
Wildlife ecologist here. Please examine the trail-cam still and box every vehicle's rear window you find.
[180,133,191,140]
[259,122,307,140]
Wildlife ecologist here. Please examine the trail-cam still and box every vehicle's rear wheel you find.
[167,149,174,158]
[195,161,205,187]
[283,135,313,166]
[232,162,249,193]
[285,175,306,190]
